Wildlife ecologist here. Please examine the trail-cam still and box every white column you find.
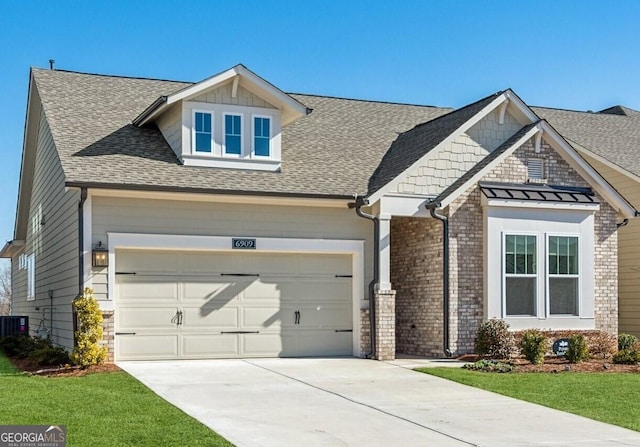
[377,213,392,291]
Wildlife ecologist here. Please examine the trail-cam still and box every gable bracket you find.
[231,75,239,99]
[534,129,543,153]
[498,99,510,125]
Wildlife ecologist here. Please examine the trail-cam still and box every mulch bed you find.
[7,356,121,377]
[458,354,640,373]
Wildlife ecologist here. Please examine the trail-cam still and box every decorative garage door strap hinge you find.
[115,272,137,275]
[335,329,353,332]
[220,273,260,277]
[220,331,260,334]
[115,332,136,335]
[334,274,353,278]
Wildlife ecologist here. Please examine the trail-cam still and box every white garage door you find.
[115,250,353,360]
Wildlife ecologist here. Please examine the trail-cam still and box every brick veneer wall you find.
[391,139,619,356]
[102,311,114,363]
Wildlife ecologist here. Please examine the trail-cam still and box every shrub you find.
[463,359,514,373]
[32,345,70,366]
[613,349,640,365]
[520,329,547,365]
[0,335,70,366]
[565,334,590,363]
[474,319,516,359]
[588,331,617,359]
[71,288,107,367]
[618,333,638,351]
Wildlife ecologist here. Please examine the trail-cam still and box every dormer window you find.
[253,116,271,157]
[224,113,243,156]
[193,111,213,153]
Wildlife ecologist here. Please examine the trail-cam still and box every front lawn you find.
[419,367,640,432]
[0,353,232,446]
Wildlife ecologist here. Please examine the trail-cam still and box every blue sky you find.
[1,1,639,245]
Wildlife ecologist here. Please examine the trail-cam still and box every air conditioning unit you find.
[0,316,29,337]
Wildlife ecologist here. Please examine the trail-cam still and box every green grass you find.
[0,353,232,446]
[419,367,640,431]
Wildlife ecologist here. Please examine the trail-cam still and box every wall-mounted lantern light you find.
[92,241,108,267]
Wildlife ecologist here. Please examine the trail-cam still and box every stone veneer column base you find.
[375,290,396,360]
[101,311,114,363]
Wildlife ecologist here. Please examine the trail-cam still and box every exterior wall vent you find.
[527,158,545,182]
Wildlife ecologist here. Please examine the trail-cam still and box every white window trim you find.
[223,112,244,158]
[251,114,272,159]
[546,233,581,318]
[191,110,214,155]
[502,232,538,318]
[26,253,35,301]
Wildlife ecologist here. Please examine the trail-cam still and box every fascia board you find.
[438,124,541,208]
[504,89,539,123]
[366,93,509,205]
[539,120,637,218]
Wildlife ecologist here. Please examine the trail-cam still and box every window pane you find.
[506,277,536,316]
[505,254,514,274]
[203,113,211,133]
[195,133,211,152]
[226,135,241,154]
[550,277,578,315]
[255,138,270,156]
[548,236,578,276]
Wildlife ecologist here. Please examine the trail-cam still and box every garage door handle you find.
[220,331,260,334]
[115,332,137,335]
[294,310,301,325]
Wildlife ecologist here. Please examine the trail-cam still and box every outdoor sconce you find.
[92,241,108,267]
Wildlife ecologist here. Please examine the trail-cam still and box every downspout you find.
[426,202,452,357]
[617,219,629,229]
[350,196,378,359]
[78,188,88,295]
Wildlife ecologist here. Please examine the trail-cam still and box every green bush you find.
[463,359,514,373]
[32,345,70,366]
[565,334,590,363]
[613,349,640,365]
[474,319,516,359]
[520,329,547,365]
[0,335,70,366]
[618,334,638,351]
[71,288,107,367]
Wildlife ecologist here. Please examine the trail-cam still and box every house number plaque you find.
[232,238,256,249]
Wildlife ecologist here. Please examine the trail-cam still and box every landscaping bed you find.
[458,354,640,373]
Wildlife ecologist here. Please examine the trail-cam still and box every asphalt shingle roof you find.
[534,106,640,178]
[32,68,450,198]
[31,68,640,200]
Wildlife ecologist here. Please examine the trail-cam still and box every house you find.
[1,64,636,362]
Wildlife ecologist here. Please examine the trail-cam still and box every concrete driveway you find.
[119,358,640,447]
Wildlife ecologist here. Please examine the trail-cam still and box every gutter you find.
[350,196,377,359]
[78,188,88,295]
[425,201,452,357]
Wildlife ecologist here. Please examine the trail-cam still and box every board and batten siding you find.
[582,154,640,336]
[90,196,373,302]
[12,108,80,351]
[192,83,276,109]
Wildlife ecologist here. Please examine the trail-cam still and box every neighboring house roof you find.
[534,105,640,179]
[31,68,450,199]
[367,91,503,196]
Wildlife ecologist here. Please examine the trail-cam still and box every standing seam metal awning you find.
[479,182,598,204]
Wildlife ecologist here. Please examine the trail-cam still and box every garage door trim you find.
[106,232,365,357]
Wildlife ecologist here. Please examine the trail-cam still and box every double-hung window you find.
[504,234,537,316]
[224,114,242,156]
[548,236,579,315]
[193,112,213,153]
[253,116,271,157]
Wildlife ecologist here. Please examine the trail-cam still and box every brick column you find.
[375,290,396,360]
[101,311,114,363]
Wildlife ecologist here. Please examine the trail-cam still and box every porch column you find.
[375,213,395,360]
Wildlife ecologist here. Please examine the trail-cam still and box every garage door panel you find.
[280,332,352,357]
[296,305,352,329]
[117,307,178,330]
[242,280,282,300]
[242,333,283,356]
[242,306,286,329]
[118,335,178,360]
[118,277,178,302]
[275,280,351,303]
[117,250,178,273]
[182,306,239,328]
[297,254,351,276]
[183,280,244,304]
[180,252,232,274]
[182,334,239,358]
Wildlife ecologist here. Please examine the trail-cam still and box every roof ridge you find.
[289,92,449,109]
[31,67,194,85]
